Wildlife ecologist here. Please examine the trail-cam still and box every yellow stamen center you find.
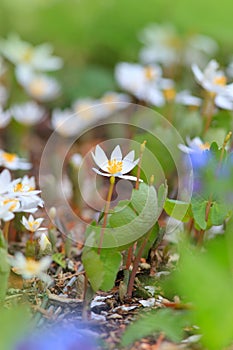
[3,198,18,211]
[14,183,23,192]
[25,259,40,274]
[21,48,33,63]
[28,221,39,231]
[199,142,210,151]
[163,88,176,101]
[144,66,155,80]
[213,76,227,86]
[29,79,47,97]
[107,159,123,174]
[2,152,17,163]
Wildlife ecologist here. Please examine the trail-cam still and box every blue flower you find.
[15,325,97,350]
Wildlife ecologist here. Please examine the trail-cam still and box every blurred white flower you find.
[70,153,83,168]
[175,90,202,107]
[192,59,232,94]
[0,34,63,71]
[99,91,131,114]
[21,214,44,232]
[52,93,129,138]
[51,108,80,137]
[178,137,210,154]
[16,66,61,102]
[139,23,179,66]
[115,62,165,106]
[12,101,45,125]
[0,150,31,170]
[0,199,20,222]
[0,107,11,128]
[139,23,218,67]
[92,144,142,181]
[10,252,52,284]
[0,169,13,194]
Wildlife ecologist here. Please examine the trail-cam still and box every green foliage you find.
[0,231,10,303]
[164,198,191,222]
[85,183,166,250]
[83,183,166,291]
[167,233,233,350]
[0,306,31,350]
[121,308,190,346]
[82,248,121,292]
[52,253,66,269]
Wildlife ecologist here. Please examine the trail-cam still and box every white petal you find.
[92,168,111,177]
[92,145,108,170]
[118,174,143,182]
[110,145,122,161]
[121,158,139,174]
[123,150,135,162]
[39,256,52,271]
[192,64,203,84]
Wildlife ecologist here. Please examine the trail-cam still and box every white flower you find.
[0,150,31,170]
[0,85,9,107]
[0,34,63,71]
[21,214,44,232]
[192,60,232,95]
[0,107,11,128]
[175,90,202,107]
[178,137,210,154]
[10,252,52,284]
[138,23,218,67]
[115,62,165,107]
[16,66,61,102]
[138,23,179,66]
[51,108,80,137]
[92,145,142,181]
[12,101,45,125]
[0,200,20,222]
[0,169,13,195]
[99,92,131,114]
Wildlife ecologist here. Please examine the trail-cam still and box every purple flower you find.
[15,325,97,350]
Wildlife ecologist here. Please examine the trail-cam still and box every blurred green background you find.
[1,0,233,102]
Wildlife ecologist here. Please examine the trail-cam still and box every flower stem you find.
[135,141,146,190]
[3,221,10,242]
[97,176,115,254]
[127,229,152,297]
[202,93,215,135]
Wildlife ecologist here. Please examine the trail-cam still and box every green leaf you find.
[164,198,192,222]
[85,183,164,250]
[173,238,233,350]
[52,253,66,269]
[121,309,189,346]
[82,248,104,291]
[99,249,122,291]
[82,247,121,292]
[209,201,229,226]
[191,196,207,230]
[0,247,10,303]
[0,306,31,350]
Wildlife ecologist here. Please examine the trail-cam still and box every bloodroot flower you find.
[92,145,142,181]
[10,252,52,284]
